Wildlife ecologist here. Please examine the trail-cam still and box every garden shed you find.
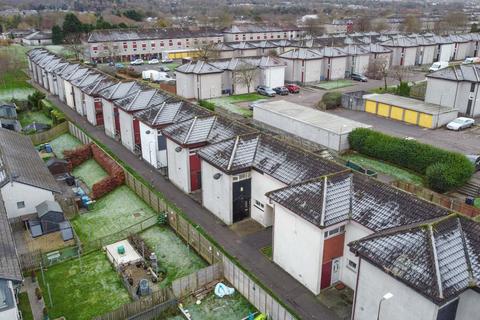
[46,158,70,175]
[35,200,65,234]
[104,239,143,268]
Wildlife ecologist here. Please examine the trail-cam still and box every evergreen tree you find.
[62,13,83,34]
[51,25,63,44]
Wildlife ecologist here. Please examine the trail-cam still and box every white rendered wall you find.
[0,281,19,320]
[73,86,84,115]
[85,94,96,125]
[175,72,195,99]
[425,78,458,108]
[1,183,55,218]
[166,139,190,193]
[102,99,116,138]
[262,66,285,88]
[251,170,286,227]
[273,203,323,295]
[201,160,233,225]
[64,80,75,109]
[455,290,480,320]
[119,109,134,152]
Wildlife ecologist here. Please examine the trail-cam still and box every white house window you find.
[254,200,265,211]
[347,259,357,271]
[17,201,25,209]
[323,225,346,239]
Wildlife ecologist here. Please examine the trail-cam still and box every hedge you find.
[318,91,342,110]
[348,128,474,192]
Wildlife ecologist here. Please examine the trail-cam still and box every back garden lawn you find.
[48,133,82,158]
[37,251,130,320]
[72,158,109,189]
[207,93,267,117]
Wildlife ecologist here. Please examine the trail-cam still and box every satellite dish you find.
[175,146,182,152]
[213,173,222,180]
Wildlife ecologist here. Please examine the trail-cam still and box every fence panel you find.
[18,250,42,272]
[30,121,69,145]
[171,263,223,298]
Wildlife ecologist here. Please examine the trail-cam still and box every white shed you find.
[253,100,371,151]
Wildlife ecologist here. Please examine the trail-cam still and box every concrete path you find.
[35,84,341,320]
[21,277,45,320]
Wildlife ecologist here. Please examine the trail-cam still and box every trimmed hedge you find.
[348,128,474,192]
[318,91,342,110]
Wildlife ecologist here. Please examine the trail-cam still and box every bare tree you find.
[367,57,389,89]
[304,17,325,37]
[234,64,258,93]
[194,42,220,61]
[99,41,121,62]
[373,19,389,33]
[402,15,421,33]
[64,33,85,61]
[388,65,411,84]
[355,16,371,32]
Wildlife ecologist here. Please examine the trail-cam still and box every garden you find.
[0,44,35,101]
[37,250,130,320]
[48,133,82,158]
[205,93,268,117]
[72,159,109,189]
[313,79,354,90]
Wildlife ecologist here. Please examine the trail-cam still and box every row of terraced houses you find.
[28,47,480,320]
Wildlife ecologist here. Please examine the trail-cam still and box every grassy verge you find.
[18,292,34,320]
[314,80,354,90]
[37,251,130,320]
[342,153,425,185]
[260,246,273,260]
[208,93,267,117]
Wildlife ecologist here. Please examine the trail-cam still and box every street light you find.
[377,292,394,320]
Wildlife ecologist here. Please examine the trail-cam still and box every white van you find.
[429,61,449,72]
[462,57,480,65]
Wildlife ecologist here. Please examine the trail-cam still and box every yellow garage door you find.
[390,106,404,121]
[377,103,390,117]
[365,100,377,114]
[418,113,433,128]
[404,110,418,125]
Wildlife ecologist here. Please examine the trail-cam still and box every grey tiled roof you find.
[224,25,299,33]
[198,134,345,183]
[175,61,224,74]
[0,193,21,282]
[57,63,80,77]
[82,77,117,95]
[65,67,88,81]
[88,27,223,43]
[162,116,255,146]
[135,101,210,128]
[36,200,62,218]
[359,43,392,54]
[0,128,60,193]
[350,214,480,304]
[266,171,448,231]
[427,64,480,82]
[176,56,286,74]
[279,48,324,60]
[98,81,141,100]
[44,57,63,72]
[381,36,418,47]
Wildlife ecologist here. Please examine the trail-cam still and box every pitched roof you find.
[162,116,255,146]
[175,61,224,74]
[224,25,299,34]
[135,100,210,128]
[36,200,63,218]
[0,193,21,282]
[24,30,52,40]
[114,89,168,112]
[279,48,324,60]
[266,172,448,231]
[0,128,60,193]
[98,81,141,100]
[198,134,345,183]
[88,27,222,43]
[381,36,418,48]
[176,56,286,74]
[350,214,480,304]
[427,64,480,82]
[82,76,117,95]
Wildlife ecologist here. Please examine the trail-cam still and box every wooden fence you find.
[67,121,298,320]
[392,180,480,218]
[172,263,223,299]
[93,288,176,320]
[29,121,69,145]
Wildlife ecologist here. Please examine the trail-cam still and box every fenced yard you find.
[37,250,130,320]
[207,93,266,118]
[140,225,207,287]
[48,133,82,158]
[72,158,109,188]
[30,121,69,145]
[71,185,157,246]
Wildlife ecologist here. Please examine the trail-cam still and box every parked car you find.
[286,84,300,93]
[462,57,480,65]
[351,73,368,82]
[429,61,449,72]
[130,59,144,65]
[273,86,289,95]
[148,58,160,64]
[114,62,125,69]
[161,58,173,63]
[159,66,170,72]
[446,117,475,131]
[248,99,269,110]
[256,85,276,97]
[466,155,480,171]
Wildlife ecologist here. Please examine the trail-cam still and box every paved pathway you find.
[21,277,45,320]
[36,85,340,320]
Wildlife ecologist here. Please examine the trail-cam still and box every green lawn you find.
[37,251,130,320]
[342,153,425,185]
[207,93,266,117]
[0,45,34,100]
[18,292,34,320]
[48,133,82,158]
[72,185,156,243]
[260,246,273,260]
[72,159,109,189]
[168,292,255,320]
[140,225,207,287]
[314,80,354,90]
[18,110,53,127]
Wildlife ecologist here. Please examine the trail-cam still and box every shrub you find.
[198,100,215,111]
[27,91,46,111]
[348,128,474,192]
[318,91,342,110]
[395,81,411,97]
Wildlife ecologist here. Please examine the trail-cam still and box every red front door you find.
[321,261,332,289]
[189,152,201,191]
[114,107,121,134]
[133,118,140,145]
[94,99,103,125]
